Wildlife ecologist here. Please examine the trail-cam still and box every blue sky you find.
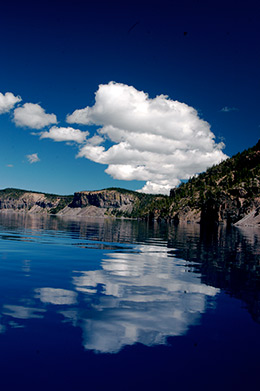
[0,0,259,195]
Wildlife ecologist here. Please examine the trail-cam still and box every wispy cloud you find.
[26,153,40,164]
[67,82,228,194]
[0,92,21,114]
[220,106,238,112]
[14,103,57,129]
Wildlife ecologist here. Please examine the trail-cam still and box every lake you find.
[0,213,259,390]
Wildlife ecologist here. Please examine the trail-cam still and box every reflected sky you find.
[0,231,218,353]
[70,245,218,353]
[0,213,259,354]
[0,213,260,390]
[3,305,46,319]
[35,288,78,305]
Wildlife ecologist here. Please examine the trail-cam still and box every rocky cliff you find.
[0,188,146,218]
[58,189,139,217]
[0,188,72,215]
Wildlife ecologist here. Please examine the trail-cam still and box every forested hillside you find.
[168,140,260,224]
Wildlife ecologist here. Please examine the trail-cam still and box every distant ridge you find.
[1,140,260,226]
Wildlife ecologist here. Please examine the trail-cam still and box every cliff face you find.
[70,190,137,209]
[58,189,138,217]
[0,189,72,215]
[0,188,141,218]
[200,190,260,225]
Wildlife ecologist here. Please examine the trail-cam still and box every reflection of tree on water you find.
[0,212,163,245]
[168,224,260,323]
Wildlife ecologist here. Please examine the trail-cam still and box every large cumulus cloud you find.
[67,82,227,194]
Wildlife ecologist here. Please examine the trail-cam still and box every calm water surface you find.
[0,213,259,390]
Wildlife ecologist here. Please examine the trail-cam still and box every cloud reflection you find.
[68,245,219,353]
[35,288,78,305]
[3,305,45,319]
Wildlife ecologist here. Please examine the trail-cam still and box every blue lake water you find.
[0,213,259,390]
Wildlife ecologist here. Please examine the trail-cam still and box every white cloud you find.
[40,126,89,143]
[14,103,57,129]
[26,153,40,164]
[87,134,104,146]
[0,92,21,114]
[67,82,228,194]
[220,106,238,112]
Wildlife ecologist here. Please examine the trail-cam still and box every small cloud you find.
[26,153,40,164]
[6,164,13,168]
[40,126,89,143]
[0,92,21,114]
[220,106,238,112]
[14,103,57,129]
